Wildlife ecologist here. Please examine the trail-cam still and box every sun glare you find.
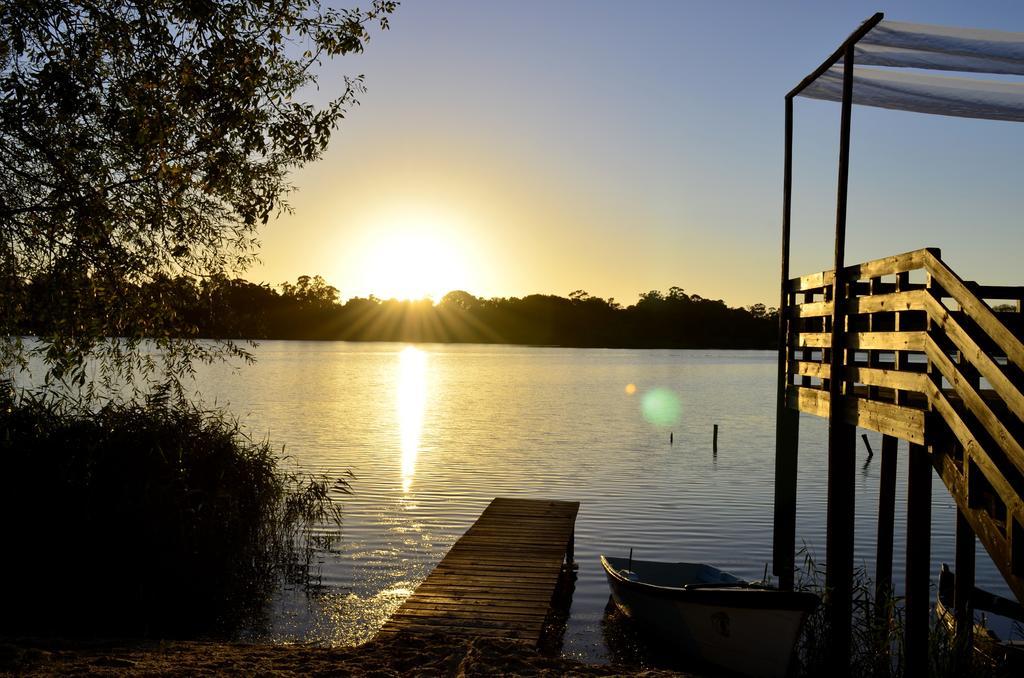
[354,213,472,301]
[397,346,427,493]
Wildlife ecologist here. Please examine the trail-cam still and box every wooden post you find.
[905,441,932,678]
[777,11,884,600]
[867,275,882,402]
[875,435,898,611]
[953,507,975,662]
[894,272,911,406]
[953,330,978,662]
[861,433,874,458]
[773,95,799,592]
[713,424,719,453]
[566,524,576,569]
[825,43,857,670]
[873,435,899,676]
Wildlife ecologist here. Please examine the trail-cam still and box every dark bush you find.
[0,384,342,637]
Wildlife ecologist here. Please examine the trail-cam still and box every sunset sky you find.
[249,1,1024,308]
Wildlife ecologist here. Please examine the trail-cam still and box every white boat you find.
[601,555,818,678]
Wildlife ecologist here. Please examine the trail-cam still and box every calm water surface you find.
[189,342,1011,663]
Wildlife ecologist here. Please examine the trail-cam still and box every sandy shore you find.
[1,633,691,676]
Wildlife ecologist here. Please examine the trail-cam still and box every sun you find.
[359,231,464,300]
[353,211,472,301]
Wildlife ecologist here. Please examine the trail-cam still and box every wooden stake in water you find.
[861,433,874,459]
[713,424,719,454]
[628,547,633,573]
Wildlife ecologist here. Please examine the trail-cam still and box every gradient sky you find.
[248,1,1024,308]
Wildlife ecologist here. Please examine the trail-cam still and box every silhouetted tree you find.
[10,270,778,349]
[0,0,395,393]
[440,290,479,311]
[281,275,340,309]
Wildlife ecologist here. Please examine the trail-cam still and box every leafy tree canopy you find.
[0,0,395,395]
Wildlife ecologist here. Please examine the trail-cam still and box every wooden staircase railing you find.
[782,247,1024,602]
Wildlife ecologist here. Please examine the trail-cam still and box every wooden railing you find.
[782,247,1024,602]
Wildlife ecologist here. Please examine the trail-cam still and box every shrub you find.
[0,383,343,637]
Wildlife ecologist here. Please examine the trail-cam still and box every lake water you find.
[188,341,1012,663]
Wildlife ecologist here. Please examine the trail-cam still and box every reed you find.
[0,382,345,637]
[791,548,1000,678]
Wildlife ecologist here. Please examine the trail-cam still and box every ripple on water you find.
[192,342,1016,662]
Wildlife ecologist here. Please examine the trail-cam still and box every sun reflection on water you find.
[397,346,427,493]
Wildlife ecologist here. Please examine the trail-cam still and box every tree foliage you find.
[0,0,395,393]
[13,275,780,349]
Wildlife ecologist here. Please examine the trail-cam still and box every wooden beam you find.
[854,397,925,444]
[773,94,800,592]
[787,248,934,294]
[926,382,1024,518]
[787,386,927,444]
[905,442,932,678]
[847,248,929,281]
[790,288,929,317]
[954,508,975,662]
[848,289,928,315]
[789,269,835,293]
[789,300,833,318]
[847,331,927,351]
[851,366,928,392]
[867,276,882,401]
[922,293,1024,427]
[824,41,857,672]
[796,333,832,348]
[965,283,1024,301]
[875,435,898,612]
[926,386,1024,603]
[787,12,885,99]
[797,331,926,351]
[925,250,1024,376]
[925,338,1024,479]
[873,434,899,676]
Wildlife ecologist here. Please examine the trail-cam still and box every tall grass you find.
[791,549,1000,678]
[0,382,345,637]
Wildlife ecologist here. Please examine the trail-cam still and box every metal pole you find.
[825,42,857,671]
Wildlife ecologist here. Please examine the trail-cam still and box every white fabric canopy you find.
[861,20,1024,67]
[797,19,1024,121]
[854,45,1024,76]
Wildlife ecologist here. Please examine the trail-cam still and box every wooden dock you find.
[377,497,579,644]
[773,246,1024,670]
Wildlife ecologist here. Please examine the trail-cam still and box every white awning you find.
[801,66,1024,122]
[797,20,1024,122]
[854,44,1024,76]
[860,20,1024,67]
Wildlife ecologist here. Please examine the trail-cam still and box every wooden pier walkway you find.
[377,497,579,644]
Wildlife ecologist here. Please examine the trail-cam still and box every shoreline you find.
[1,633,692,676]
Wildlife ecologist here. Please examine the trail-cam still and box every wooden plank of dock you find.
[377,497,579,644]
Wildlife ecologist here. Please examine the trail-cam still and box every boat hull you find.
[602,556,815,678]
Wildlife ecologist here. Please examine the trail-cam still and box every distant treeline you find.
[17,274,779,349]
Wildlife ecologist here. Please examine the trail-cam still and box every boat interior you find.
[603,556,745,588]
